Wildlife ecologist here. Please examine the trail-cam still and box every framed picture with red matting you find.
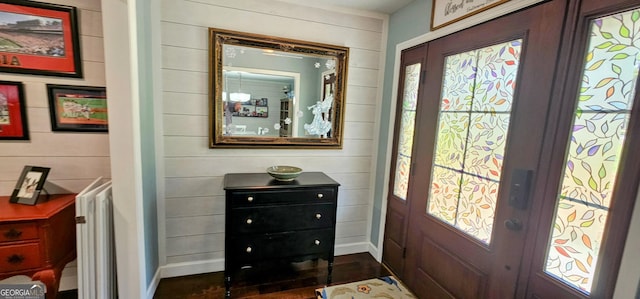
[0,80,28,140]
[0,0,82,77]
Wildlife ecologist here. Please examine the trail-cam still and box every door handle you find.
[504,218,523,231]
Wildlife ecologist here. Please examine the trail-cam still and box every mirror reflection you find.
[209,28,349,148]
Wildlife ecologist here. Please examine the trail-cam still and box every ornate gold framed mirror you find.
[209,28,349,148]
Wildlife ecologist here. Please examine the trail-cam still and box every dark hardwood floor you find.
[153,253,392,299]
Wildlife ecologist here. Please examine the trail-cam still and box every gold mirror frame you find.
[209,28,349,148]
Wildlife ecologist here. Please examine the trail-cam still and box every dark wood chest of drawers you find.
[223,172,340,297]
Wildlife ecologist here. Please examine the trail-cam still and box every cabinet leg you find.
[225,274,231,298]
[32,269,60,299]
[326,258,334,285]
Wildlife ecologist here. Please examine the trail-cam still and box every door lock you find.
[508,169,533,210]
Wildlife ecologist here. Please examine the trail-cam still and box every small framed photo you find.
[47,84,108,132]
[0,0,82,77]
[10,165,50,205]
[0,80,28,140]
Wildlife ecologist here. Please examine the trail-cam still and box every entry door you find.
[401,1,568,298]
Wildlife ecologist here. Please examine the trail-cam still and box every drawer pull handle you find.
[246,247,252,253]
[317,193,324,199]
[246,218,253,224]
[247,196,254,202]
[4,228,22,239]
[7,254,24,264]
[315,214,322,220]
[314,240,321,245]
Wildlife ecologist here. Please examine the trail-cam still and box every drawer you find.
[230,228,334,262]
[230,203,335,234]
[0,222,39,243]
[229,188,335,207]
[0,243,41,272]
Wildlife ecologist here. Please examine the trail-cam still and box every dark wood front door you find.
[383,0,640,298]
[402,1,568,297]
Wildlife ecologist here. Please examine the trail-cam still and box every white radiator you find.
[76,178,117,299]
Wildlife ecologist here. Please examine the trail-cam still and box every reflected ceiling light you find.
[229,92,251,102]
[230,72,251,102]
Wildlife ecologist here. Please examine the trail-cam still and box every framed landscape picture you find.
[0,0,82,77]
[47,84,108,132]
[0,80,28,140]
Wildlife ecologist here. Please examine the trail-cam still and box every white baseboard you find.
[161,242,371,279]
[368,242,381,262]
[161,258,225,278]
[334,242,370,256]
[146,268,162,299]
[59,274,78,292]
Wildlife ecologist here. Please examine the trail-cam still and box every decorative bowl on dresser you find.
[223,172,340,298]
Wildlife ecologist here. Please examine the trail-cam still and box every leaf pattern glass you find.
[427,166,461,224]
[441,50,476,112]
[426,39,522,244]
[393,63,421,200]
[433,112,468,168]
[456,174,500,243]
[544,9,640,294]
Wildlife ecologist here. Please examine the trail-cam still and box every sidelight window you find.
[392,63,421,201]
[544,9,640,294]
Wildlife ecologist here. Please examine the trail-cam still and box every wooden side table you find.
[0,194,76,299]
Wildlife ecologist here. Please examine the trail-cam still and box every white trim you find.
[375,44,402,262]
[335,242,370,256]
[151,0,167,268]
[101,0,148,298]
[273,0,389,19]
[146,268,162,299]
[128,0,149,296]
[59,273,78,292]
[368,242,381,262]
[366,13,390,263]
[376,0,547,263]
[161,259,225,278]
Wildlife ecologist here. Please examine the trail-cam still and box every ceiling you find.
[277,0,415,14]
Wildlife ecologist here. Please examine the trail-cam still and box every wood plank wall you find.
[0,0,108,290]
[0,0,109,195]
[160,0,385,269]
